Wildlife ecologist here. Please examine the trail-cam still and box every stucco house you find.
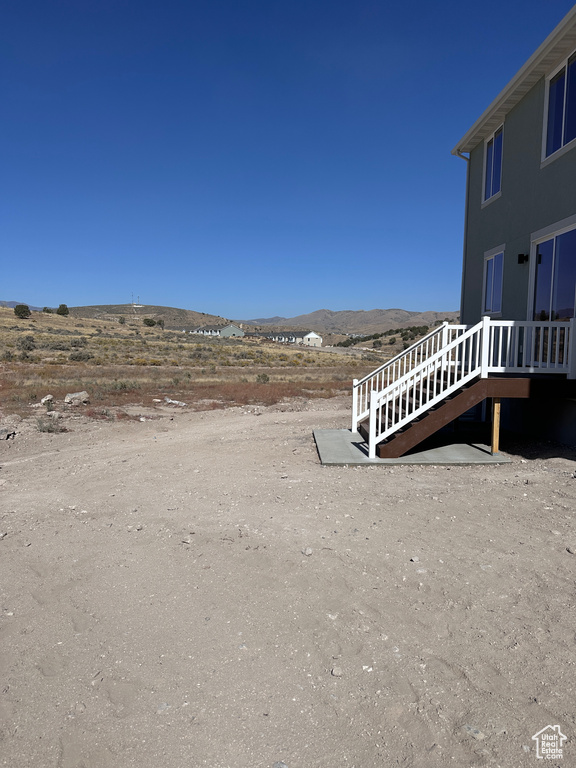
[264,330,322,346]
[192,324,245,338]
[351,6,576,457]
[302,331,322,347]
[264,331,299,344]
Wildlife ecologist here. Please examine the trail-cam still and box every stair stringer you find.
[363,377,532,459]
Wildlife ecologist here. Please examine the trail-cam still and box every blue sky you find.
[3,1,575,319]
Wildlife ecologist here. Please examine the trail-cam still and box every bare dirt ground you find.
[1,396,575,768]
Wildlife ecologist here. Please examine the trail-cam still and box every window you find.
[545,51,576,157]
[533,226,576,320]
[484,126,503,201]
[483,249,503,314]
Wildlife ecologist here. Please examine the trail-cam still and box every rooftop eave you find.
[452,6,576,155]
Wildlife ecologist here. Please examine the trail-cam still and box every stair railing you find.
[353,317,575,458]
[367,320,484,457]
[351,322,468,431]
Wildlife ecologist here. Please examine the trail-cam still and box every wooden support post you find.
[491,397,501,455]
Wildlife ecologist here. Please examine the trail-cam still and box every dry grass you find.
[0,308,377,418]
[0,363,359,416]
[0,307,376,368]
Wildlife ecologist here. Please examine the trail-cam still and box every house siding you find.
[220,325,244,337]
[461,76,576,324]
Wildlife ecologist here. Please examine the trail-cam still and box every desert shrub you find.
[16,335,35,351]
[256,373,270,383]
[14,304,31,319]
[43,307,53,313]
[36,416,66,433]
[85,407,114,421]
[143,318,156,327]
[70,337,88,347]
[119,316,126,325]
[56,304,69,316]
[69,350,94,361]
[46,340,71,350]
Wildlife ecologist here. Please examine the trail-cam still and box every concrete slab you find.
[313,429,512,466]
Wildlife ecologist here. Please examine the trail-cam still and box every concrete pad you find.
[313,429,512,466]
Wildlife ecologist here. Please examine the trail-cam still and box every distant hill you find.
[246,316,287,325]
[241,308,459,335]
[0,300,43,312]
[2,300,459,336]
[70,304,229,330]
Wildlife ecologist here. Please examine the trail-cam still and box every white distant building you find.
[264,330,322,347]
[191,324,245,338]
[302,331,322,347]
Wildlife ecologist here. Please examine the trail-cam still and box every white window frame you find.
[482,245,504,316]
[482,125,503,206]
[541,49,576,166]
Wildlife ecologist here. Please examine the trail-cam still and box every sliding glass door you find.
[533,228,576,321]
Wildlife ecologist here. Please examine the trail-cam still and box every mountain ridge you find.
[240,308,459,335]
[1,301,459,335]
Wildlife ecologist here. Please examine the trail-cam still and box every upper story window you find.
[545,51,576,158]
[483,126,503,202]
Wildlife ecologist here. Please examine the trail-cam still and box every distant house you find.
[302,331,322,347]
[264,330,322,346]
[264,330,300,344]
[192,324,245,338]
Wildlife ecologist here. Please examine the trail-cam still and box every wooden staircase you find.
[358,375,531,458]
[352,318,576,459]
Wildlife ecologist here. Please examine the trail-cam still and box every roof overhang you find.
[452,5,576,156]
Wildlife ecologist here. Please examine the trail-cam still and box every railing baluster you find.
[556,326,561,366]
[529,326,536,368]
[514,326,520,368]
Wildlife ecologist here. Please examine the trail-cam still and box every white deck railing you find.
[353,317,576,459]
[485,320,571,373]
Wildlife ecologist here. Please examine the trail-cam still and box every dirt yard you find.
[1,396,575,767]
